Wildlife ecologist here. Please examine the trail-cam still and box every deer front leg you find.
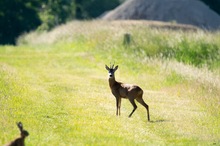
[116,97,121,116]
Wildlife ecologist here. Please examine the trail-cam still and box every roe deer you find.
[105,64,150,121]
[4,122,29,146]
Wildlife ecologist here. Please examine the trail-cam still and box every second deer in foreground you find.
[4,122,29,146]
[105,64,150,122]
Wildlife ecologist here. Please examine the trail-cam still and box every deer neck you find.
[108,77,117,88]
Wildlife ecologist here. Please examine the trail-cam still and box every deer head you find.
[17,122,29,138]
[105,64,118,78]
[4,122,29,146]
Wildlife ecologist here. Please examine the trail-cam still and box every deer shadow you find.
[149,119,169,123]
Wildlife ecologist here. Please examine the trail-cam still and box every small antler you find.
[110,61,115,69]
[110,62,112,69]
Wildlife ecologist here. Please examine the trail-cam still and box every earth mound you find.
[102,0,220,30]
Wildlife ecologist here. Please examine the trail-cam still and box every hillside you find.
[102,0,220,30]
[0,20,220,145]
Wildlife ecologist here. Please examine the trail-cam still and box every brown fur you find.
[105,64,150,121]
[4,122,29,146]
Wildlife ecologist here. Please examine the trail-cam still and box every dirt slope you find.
[102,0,220,30]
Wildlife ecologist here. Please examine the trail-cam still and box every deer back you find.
[111,81,143,98]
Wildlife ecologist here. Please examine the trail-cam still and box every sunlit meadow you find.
[1,20,220,145]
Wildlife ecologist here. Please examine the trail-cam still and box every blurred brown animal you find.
[105,64,150,121]
[4,122,29,146]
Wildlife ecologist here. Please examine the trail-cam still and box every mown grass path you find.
[1,43,219,146]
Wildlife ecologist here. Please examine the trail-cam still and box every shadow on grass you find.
[149,119,169,123]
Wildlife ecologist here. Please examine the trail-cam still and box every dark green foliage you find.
[0,0,122,44]
[38,0,76,30]
[0,0,41,44]
[75,0,120,19]
[200,0,220,15]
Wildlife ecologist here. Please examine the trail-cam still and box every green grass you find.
[1,20,220,145]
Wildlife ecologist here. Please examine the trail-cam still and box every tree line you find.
[0,0,122,45]
[0,0,219,45]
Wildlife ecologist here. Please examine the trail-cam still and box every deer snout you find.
[109,73,113,78]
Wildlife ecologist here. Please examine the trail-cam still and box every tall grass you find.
[1,20,219,145]
[18,20,220,70]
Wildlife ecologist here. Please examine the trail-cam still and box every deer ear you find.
[17,122,23,132]
[105,65,110,71]
[114,65,118,71]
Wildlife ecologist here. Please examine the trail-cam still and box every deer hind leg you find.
[136,97,150,121]
[128,98,137,117]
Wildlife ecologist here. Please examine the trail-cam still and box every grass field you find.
[0,20,220,145]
